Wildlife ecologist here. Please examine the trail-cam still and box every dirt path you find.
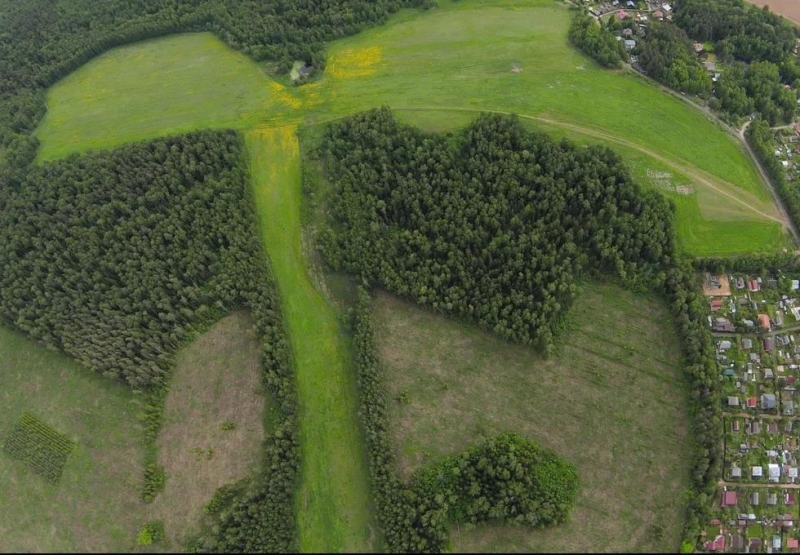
[391,106,789,227]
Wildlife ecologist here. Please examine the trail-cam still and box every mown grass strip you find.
[244,126,376,553]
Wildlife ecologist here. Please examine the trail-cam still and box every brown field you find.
[746,0,800,26]
[373,283,693,553]
[149,310,265,548]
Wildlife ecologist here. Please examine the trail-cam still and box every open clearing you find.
[373,283,693,553]
[0,326,145,552]
[245,127,377,552]
[35,0,789,256]
[149,311,266,549]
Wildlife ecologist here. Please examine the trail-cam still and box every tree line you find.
[320,108,724,551]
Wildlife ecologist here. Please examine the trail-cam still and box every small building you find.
[693,42,704,53]
[711,299,723,311]
[765,337,776,351]
[732,420,741,432]
[624,39,636,52]
[654,10,664,20]
[749,538,762,551]
[788,538,799,549]
[617,10,630,20]
[765,368,775,379]
[760,313,772,329]
[787,492,796,504]
[768,422,778,434]
[722,490,738,507]
[731,534,745,551]
[770,463,782,482]
[750,279,761,292]
[704,535,725,552]
[786,400,795,415]
[747,396,758,408]
[719,340,733,350]
[792,467,800,480]
[743,338,754,349]
[768,492,779,505]
[753,466,764,479]
[775,536,783,550]
[728,396,740,407]
[731,466,742,478]
[703,61,717,73]
[763,393,778,410]
[662,3,672,11]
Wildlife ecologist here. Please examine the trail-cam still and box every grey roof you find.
[762,393,778,409]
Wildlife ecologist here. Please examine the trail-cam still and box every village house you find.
[722,490,738,507]
[762,393,778,410]
[759,313,771,330]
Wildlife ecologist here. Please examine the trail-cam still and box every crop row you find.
[3,412,75,485]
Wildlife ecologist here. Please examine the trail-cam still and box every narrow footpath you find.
[245,126,376,552]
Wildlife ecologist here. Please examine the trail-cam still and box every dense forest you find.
[0,131,300,551]
[0,0,427,164]
[320,108,675,354]
[351,287,578,553]
[0,131,255,387]
[636,22,712,98]
[320,108,722,550]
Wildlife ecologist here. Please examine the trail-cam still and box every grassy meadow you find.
[0,325,146,552]
[372,283,693,553]
[34,0,789,255]
[245,127,377,552]
[36,33,304,161]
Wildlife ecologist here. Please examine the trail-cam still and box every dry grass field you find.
[373,283,693,553]
[149,311,266,548]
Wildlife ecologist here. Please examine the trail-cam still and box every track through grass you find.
[245,127,376,552]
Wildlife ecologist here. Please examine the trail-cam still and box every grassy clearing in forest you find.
[372,283,693,553]
[149,311,266,549]
[245,127,377,553]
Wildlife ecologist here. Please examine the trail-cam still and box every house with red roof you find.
[759,313,771,330]
[704,534,725,551]
[749,279,760,292]
[710,299,723,312]
[722,490,738,507]
[617,10,630,20]
[788,537,799,550]
[654,10,664,20]
[747,396,758,408]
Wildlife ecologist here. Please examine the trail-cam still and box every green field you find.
[372,283,693,553]
[0,325,146,552]
[36,33,302,161]
[34,0,790,256]
[245,127,377,552]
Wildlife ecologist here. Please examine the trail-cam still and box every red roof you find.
[749,279,760,292]
[617,10,629,19]
[711,300,723,310]
[789,538,799,549]
[748,397,758,408]
[732,420,740,431]
[654,10,664,17]
[787,493,796,505]
[722,491,738,507]
[704,535,725,551]
[759,314,771,329]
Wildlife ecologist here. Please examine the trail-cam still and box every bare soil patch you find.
[150,310,265,548]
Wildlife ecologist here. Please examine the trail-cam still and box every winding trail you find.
[245,126,376,552]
